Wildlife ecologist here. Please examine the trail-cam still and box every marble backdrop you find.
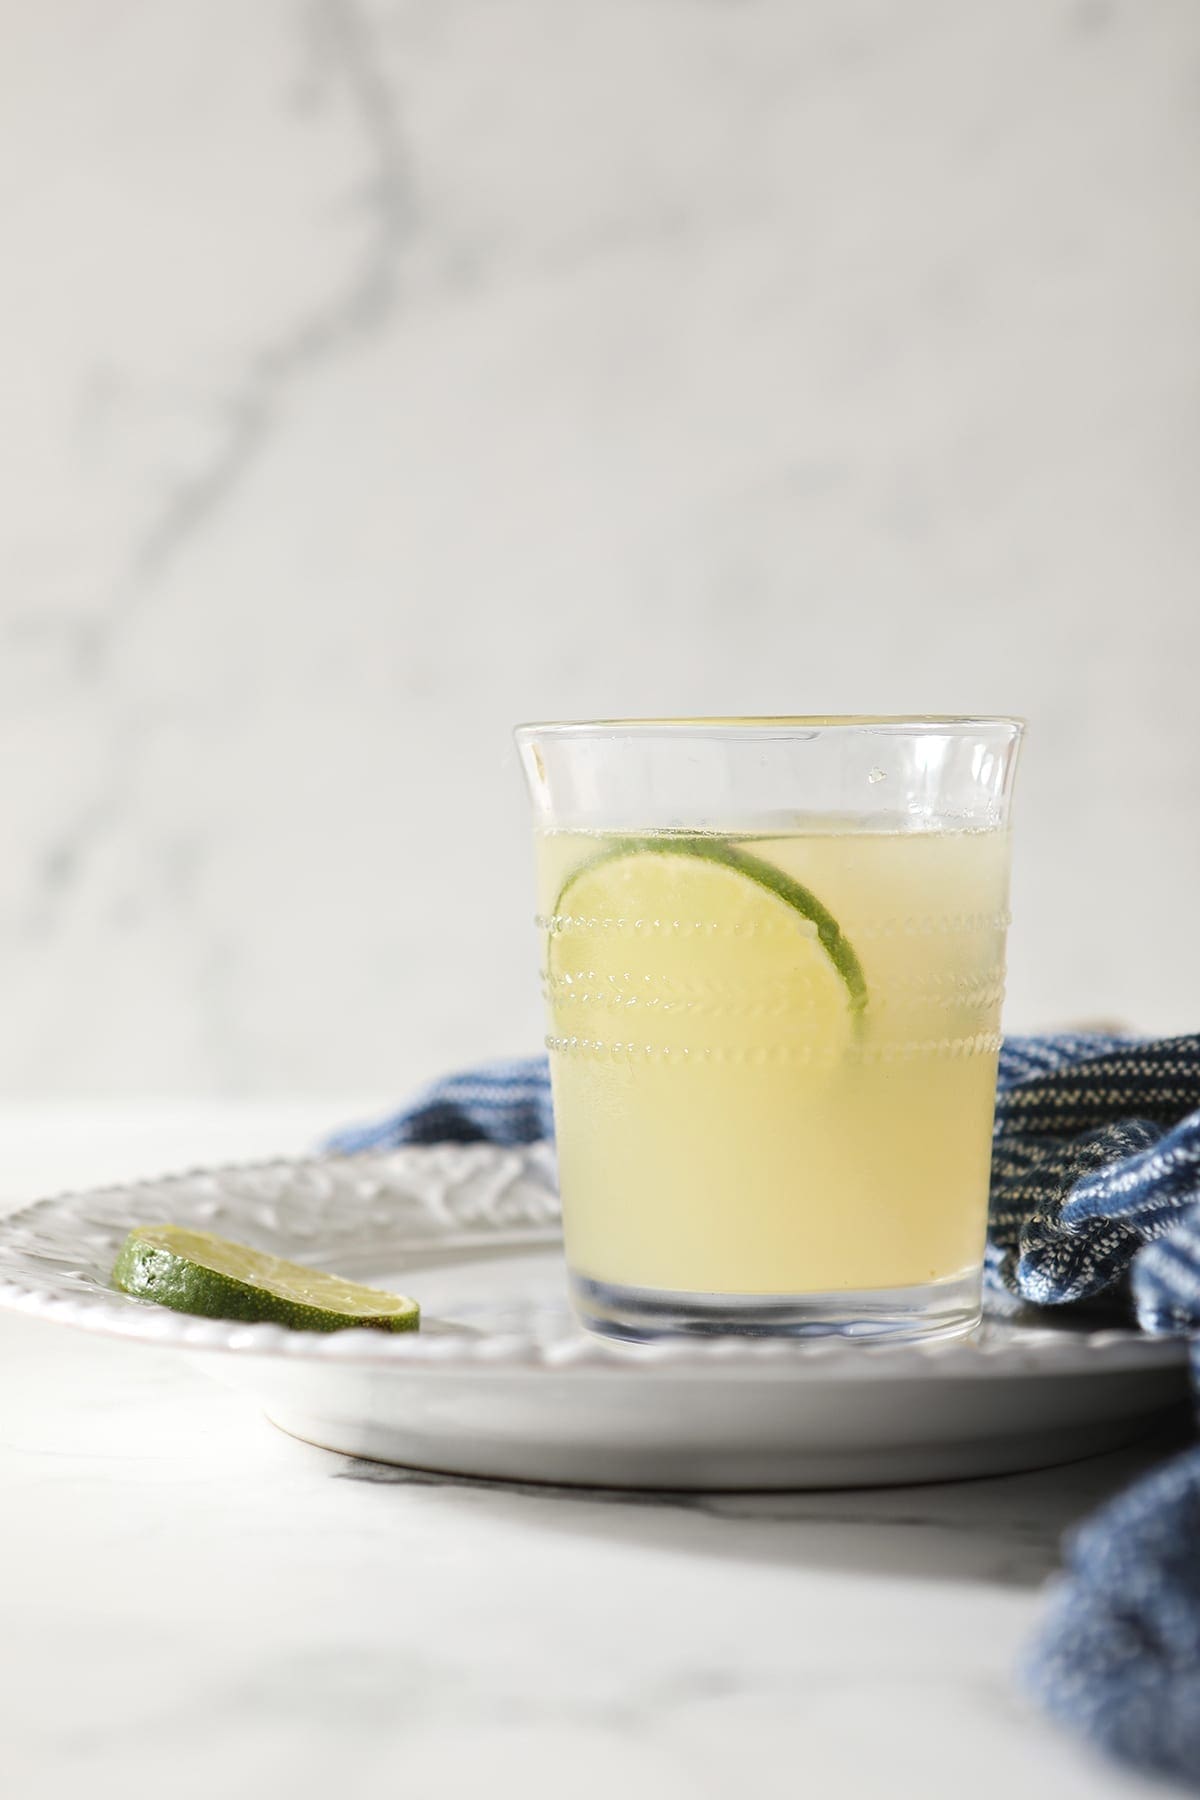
[1,0,1197,1096]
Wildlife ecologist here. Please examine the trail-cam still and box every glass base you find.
[570,1269,981,1345]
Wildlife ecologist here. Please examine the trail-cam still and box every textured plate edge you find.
[0,1145,1188,1383]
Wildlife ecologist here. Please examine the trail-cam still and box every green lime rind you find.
[553,834,868,1019]
[111,1224,420,1334]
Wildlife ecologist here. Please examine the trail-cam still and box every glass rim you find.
[515,714,1025,741]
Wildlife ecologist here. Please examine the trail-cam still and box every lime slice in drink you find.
[548,836,867,1054]
[112,1224,420,1333]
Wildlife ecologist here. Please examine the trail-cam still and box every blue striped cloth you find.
[330,1033,1200,1786]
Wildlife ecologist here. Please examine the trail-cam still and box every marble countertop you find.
[0,1106,1185,1800]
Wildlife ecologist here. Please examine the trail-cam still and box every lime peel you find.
[554,835,868,1022]
[112,1224,420,1333]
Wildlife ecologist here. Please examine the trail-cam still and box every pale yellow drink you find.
[537,826,1011,1297]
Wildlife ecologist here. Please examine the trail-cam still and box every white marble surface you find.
[0,1107,1191,1799]
[1,2,1199,1097]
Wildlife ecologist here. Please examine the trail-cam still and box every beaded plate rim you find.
[0,1143,1185,1380]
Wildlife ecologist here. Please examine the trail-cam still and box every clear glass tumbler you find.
[516,717,1023,1342]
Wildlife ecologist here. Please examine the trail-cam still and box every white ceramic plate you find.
[0,1143,1188,1490]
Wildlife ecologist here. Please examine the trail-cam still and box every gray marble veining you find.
[0,2,1198,1096]
[333,1413,1193,1592]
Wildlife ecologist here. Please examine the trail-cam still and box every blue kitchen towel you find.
[330,1032,1200,1786]
[330,1057,555,1156]
[1025,1439,1200,1784]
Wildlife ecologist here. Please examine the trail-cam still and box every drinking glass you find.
[516,717,1023,1342]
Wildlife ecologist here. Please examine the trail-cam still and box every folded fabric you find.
[329,1057,553,1156]
[988,1034,1200,1315]
[330,1032,1200,1787]
[1025,1442,1200,1784]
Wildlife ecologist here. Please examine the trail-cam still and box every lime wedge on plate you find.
[112,1224,419,1333]
[549,835,867,1051]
